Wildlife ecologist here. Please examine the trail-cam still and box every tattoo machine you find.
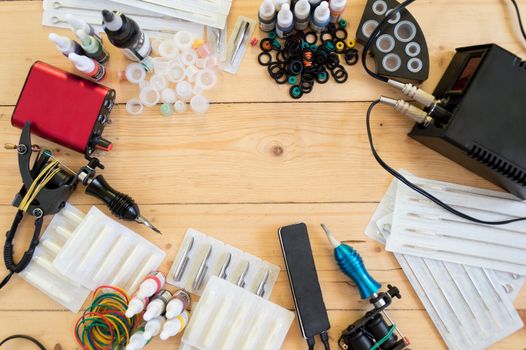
[321,224,410,350]
[1,62,160,289]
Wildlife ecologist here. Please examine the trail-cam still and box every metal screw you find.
[17,144,27,155]
[32,208,43,218]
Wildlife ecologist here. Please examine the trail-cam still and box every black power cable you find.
[0,335,47,350]
[366,100,526,225]
[510,0,526,43]
[361,1,526,225]
[320,332,331,350]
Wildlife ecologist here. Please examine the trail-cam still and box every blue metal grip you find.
[335,244,381,299]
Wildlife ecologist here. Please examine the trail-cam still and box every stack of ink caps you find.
[122,28,220,116]
[257,0,358,99]
[48,10,221,116]
[125,271,192,350]
[104,9,220,116]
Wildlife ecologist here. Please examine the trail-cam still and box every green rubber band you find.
[339,19,348,29]
[370,324,397,350]
[288,76,297,84]
[268,31,277,39]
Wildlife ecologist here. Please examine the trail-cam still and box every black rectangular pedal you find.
[278,222,330,340]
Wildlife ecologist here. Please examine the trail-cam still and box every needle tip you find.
[136,216,162,234]
[320,224,341,249]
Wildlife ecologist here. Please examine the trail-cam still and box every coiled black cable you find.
[0,210,43,289]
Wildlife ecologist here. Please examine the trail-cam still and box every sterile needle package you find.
[167,228,280,297]
[366,173,525,350]
[397,254,523,350]
[386,171,526,275]
[42,0,205,39]
[19,204,90,312]
[53,206,166,294]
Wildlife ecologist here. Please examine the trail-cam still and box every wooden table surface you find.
[0,0,525,349]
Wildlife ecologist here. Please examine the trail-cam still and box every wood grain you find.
[0,1,525,104]
[0,103,502,205]
[0,0,524,349]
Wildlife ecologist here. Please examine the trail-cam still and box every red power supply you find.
[11,61,116,157]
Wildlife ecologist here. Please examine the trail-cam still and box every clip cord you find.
[0,210,43,289]
[0,160,58,289]
[366,100,526,225]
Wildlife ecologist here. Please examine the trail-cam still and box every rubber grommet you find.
[316,71,329,84]
[290,85,303,99]
[260,38,273,52]
[335,40,347,53]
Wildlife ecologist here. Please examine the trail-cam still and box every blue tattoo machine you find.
[321,224,410,350]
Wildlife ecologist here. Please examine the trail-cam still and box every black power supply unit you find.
[410,44,526,199]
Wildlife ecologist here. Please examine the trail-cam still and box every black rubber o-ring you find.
[335,28,348,40]
[258,52,272,66]
[344,48,359,66]
[330,65,348,83]
[304,31,318,45]
[320,31,333,42]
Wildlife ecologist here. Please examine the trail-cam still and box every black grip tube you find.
[84,175,140,221]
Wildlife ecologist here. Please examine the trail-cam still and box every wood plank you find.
[0,1,525,104]
[0,103,503,205]
[0,309,524,350]
[0,204,524,349]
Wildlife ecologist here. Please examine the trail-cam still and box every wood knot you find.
[272,145,284,156]
[165,243,172,250]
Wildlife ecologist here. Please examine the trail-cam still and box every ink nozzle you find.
[65,14,88,34]
[68,53,93,72]
[102,10,123,31]
[75,30,92,46]
[48,33,70,51]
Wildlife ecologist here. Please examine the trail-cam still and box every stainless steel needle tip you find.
[136,216,162,234]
